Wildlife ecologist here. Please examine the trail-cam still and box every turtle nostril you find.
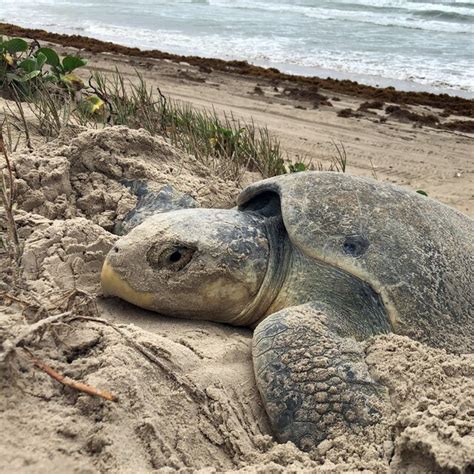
[114,246,119,253]
[343,235,370,257]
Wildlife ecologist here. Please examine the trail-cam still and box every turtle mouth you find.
[227,216,290,327]
[101,258,155,309]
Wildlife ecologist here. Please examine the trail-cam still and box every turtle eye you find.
[147,244,196,271]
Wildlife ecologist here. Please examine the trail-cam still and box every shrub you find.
[1,37,30,93]
[0,37,87,97]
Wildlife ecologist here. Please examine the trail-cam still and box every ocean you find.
[2,0,473,97]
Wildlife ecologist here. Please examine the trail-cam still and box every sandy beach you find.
[0,25,473,473]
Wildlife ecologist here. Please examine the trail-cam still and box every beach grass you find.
[88,70,286,178]
[3,65,287,180]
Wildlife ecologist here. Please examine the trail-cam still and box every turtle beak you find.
[100,258,121,297]
[101,257,155,309]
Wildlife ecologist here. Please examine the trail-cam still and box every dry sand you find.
[0,37,473,473]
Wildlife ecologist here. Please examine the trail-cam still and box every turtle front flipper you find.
[114,182,199,235]
[252,303,391,451]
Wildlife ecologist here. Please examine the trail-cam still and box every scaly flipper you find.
[114,182,199,235]
[252,303,390,451]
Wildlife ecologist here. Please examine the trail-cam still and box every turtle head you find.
[101,208,274,325]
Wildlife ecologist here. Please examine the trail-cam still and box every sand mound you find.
[1,126,472,473]
[21,217,116,297]
[13,126,239,231]
[0,301,270,473]
[367,337,474,473]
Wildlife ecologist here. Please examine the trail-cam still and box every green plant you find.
[0,37,28,60]
[85,70,285,179]
[36,47,87,90]
[5,63,349,182]
[162,105,285,179]
[328,140,347,172]
[74,93,106,124]
[287,162,307,173]
[16,50,47,81]
[87,69,163,131]
[287,140,348,174]
[0,37,30,90]
[27,80,73,139]
[209,125,244,156]
[1,38,88,97]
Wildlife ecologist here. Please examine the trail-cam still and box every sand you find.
[0,32,473,472]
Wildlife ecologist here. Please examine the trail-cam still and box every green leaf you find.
[60,73,84,89]
[23,70,41,81]
[5,38,28,54]
[83,94,105,113]
[416,190,428,197]
[19,58,37,73]
[62,56,87,73]
[288,162,307,173]
[8,70,41,82]
[37,47,60,67]
[36,51,48,69]
[6,72,23,82]
[43,73,58,82]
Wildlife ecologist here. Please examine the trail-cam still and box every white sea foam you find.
[209,0,474,33]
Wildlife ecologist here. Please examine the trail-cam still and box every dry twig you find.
[10,89,33,151]
[0,310,73,364]
[0,128,21,263]
[0,114,23,154]
[368,156,378,180]
[71,316,172,371]
[23,348,118,402]
[330,139,348,172]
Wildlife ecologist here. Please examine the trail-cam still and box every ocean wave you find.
[335,0,474,15]
[412,9,474,21]
[208,0,474,33]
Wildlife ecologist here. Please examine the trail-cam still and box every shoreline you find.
[1,22,473,118]
[251,59,474,99]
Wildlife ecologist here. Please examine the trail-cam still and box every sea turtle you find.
[101,171,473,450]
